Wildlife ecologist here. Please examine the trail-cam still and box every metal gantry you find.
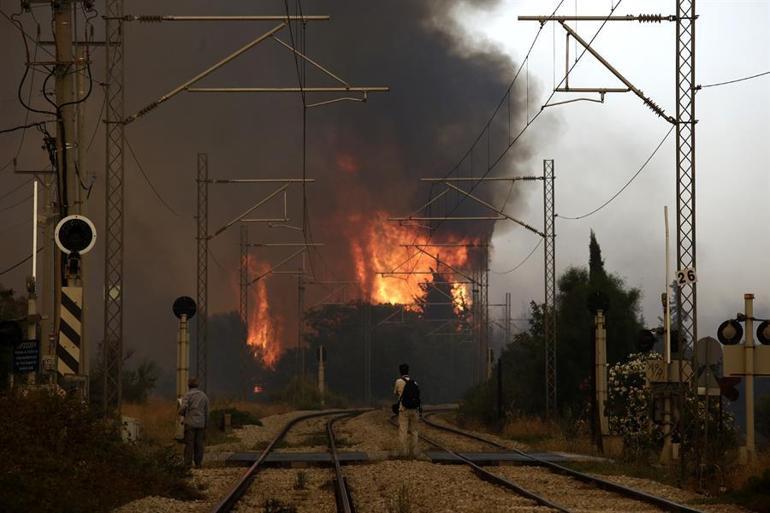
[543,160,557,416]
[102,0,125,416]
[519,0,699,353]
[196,154,209,391]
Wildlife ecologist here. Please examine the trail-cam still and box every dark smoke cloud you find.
[0,0,535,393]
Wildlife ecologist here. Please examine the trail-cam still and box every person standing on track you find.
[393,363,422,458]
[180,377,209,468]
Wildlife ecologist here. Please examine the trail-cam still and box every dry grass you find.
[723,449,770,490]
[122,398,293,444]
[500,416,598,455]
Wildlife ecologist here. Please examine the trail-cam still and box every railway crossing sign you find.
[57,286,83,376]
[695,336,722,396]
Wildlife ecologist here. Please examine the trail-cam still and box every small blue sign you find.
[13,340,39,373]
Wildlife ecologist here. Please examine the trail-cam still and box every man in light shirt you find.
[179,377,209,468]
[393,363,421,458]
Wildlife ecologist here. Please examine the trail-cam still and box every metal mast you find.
[543,159,557,417]
[675,0,697,348]
[196,153,209,391]
[103,0,125,415]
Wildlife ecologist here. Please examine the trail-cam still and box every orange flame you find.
[246,256,282,368]
[348,211,475,312]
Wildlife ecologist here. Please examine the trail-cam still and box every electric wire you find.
[0,193,33,213]
[698,70,770,90]
[557,124,674,220]
[0,178,33,203]
[434,0,626,234]
[492,239,543,275]
[0,247,43,277]
[125,136,180,217]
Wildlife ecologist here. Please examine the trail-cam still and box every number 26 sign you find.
[677,267,697,287]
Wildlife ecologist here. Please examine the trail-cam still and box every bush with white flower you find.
[606,351,662,459]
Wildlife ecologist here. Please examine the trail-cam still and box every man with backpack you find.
[393,363,421,458]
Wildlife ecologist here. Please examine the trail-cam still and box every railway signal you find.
[717,293,770,462]
[173,296,196,440]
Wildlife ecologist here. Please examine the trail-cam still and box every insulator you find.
[638,14,663,23]
[139,16,163,23]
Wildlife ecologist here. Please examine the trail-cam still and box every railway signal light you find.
[718,376,741,402]
[757,320,770,345]
[637,329,656,352]
[717,319,743,345]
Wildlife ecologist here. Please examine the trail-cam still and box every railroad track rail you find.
[421,412,705,513]
[210,409,365,513]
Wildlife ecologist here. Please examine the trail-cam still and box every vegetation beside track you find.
[0,392,199,513]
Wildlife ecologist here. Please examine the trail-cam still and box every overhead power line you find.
[492,239,543,275]
[125,136,180,217]
[558,124,674,220]
[0,247,43,277]
[698,70,770,90]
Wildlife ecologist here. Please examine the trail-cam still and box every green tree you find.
[461,231,644,421]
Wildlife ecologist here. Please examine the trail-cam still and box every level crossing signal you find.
[717,319,743,345]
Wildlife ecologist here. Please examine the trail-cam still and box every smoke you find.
[296,0,531,278]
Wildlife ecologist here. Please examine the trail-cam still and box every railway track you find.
[210,409,364,513]
[420,412,705,513]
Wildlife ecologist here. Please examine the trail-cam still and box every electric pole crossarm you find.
[209,184,289,239]
[443,182,545,237]
[208,178,315,183]
[248,247,306,286]
[187,87,390,93]
[389,216,506,221]
[420,176,543,182]
[518,15,675,22]
[272,36,350,87]
[123,23,286,124]
[411,245,477,284]
[556,21,675,123]
[112,15,330,22]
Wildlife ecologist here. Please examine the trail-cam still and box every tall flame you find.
[348,211,476,311]
[246,256,282,368]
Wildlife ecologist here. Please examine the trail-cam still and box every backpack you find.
[400,377,421,410]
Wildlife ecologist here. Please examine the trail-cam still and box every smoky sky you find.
[0,0,536,384]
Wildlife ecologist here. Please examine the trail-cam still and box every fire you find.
[246,256,282,368]
[253,385,264,394]
[348,211,476,312]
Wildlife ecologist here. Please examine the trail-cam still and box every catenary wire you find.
[0,178,33,202]
[492,238,543,275]
[125,136,180,217]
[0,193,33,213]
[0,247,44,277]
[557,125,674,220]
[698,70,770,90]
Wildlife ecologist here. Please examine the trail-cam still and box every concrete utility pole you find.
[594,309,609,441]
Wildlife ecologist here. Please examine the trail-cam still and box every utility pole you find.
[520,2,699,407]
[103,0,125,416]
[196,154,209,392]
[239,224,249,398]
[543,160,557,417]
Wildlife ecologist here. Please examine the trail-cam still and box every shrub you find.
[0,391,198,513]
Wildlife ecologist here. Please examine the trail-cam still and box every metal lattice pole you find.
[239,224,249,398]
[239,225,248,330]
[675,0,697,351]
[543,159,557,417]
[196,154,209,392]
[102,0,125,416]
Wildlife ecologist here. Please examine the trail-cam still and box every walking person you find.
[393,363,422,458]
[180,377,209,468]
